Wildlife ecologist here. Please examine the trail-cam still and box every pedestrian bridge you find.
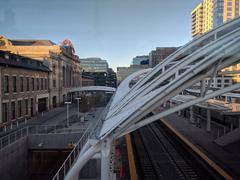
[53,17,240,180]
[69,86,116,93]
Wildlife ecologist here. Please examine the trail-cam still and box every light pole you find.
[93,92,96,111]
[65,101,71,127]
[87,99,90,112]
[75,97,81,118]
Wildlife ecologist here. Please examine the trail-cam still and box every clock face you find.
[0,40,6,46]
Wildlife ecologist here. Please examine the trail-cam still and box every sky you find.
[0,0,201,71]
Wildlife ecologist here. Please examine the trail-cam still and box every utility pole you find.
[65,101,71,127]
[76,97,81,118]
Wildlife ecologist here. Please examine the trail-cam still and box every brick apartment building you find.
[0,51,50,124]
[149,47,179,68]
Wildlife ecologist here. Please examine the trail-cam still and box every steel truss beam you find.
[63,17,240,180]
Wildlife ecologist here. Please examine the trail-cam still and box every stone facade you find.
[48,50,81,107]
[0,37,82,109]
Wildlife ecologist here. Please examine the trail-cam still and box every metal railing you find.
[156,104,233,139]
[52,123,92,180]
[195,116,230,138]
[52,96,114,180]
[0,105,75,135]
[0,117,28,133]
[91,96,114,139]
[28,124,88,135]
[0,126,29,150]
[0,124,87,151]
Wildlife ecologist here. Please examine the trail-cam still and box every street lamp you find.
[75,97,81,118]
[87,99,90,113]
[65,101,71,127]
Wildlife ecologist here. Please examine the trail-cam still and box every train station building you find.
[0,36,82,109]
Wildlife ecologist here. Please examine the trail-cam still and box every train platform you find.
[159,112,240,179]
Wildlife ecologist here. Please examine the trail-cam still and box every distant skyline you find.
[0,0,201,70]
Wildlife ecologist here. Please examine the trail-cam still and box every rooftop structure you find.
[0,51,50,72]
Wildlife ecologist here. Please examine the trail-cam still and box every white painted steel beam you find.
[62,17,240,180]
[69,86,116,93]
[116,84,240,138]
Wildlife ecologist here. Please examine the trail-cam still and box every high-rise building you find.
[213,0,224,27]
[192,0,213,37]
[192,0,240,83]
[203,0,214,32]
[132,56,149,65]
[149,47,179,68]
[117,65,148,84]
[80,58,116,87]
[82,72,107,87]
[222,64,240,83]
[213,0,240,27]
[80,58,108,72]
[223,0,240,22]
[192,3,204,37]
[106,68,117,88]
[192,0,240,37]
[81,74,95,87]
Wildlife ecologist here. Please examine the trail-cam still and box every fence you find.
[0,124,88,151]
[0,127,28,150]
[195,116,231,138]
[0,117,28,134]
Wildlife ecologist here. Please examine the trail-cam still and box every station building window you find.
[27,77,30,91]
[45,78,47,90]
[41,78,43,90]
[32,78,35,91]
[25,99,28,115]
[13,76,17,92]
[2,103,8,123]
[53,79,56,88]
[18,100,22,117]
[37,78,39,90]
[20,77,24,92]
[11,101,15,120]
[3,75,9,94]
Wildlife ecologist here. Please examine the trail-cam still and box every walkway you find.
[159,111,240,179]
[0,107,105,151]
[0,105,78,137]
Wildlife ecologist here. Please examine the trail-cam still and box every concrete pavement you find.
[159,112,240,179]
[0,104,79,137]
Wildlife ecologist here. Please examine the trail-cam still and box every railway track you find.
[131,121,222,180]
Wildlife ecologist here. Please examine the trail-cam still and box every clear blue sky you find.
[0,0,201,71]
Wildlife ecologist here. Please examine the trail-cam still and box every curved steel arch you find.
[59,17,240,180]
[100,25,240,138]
